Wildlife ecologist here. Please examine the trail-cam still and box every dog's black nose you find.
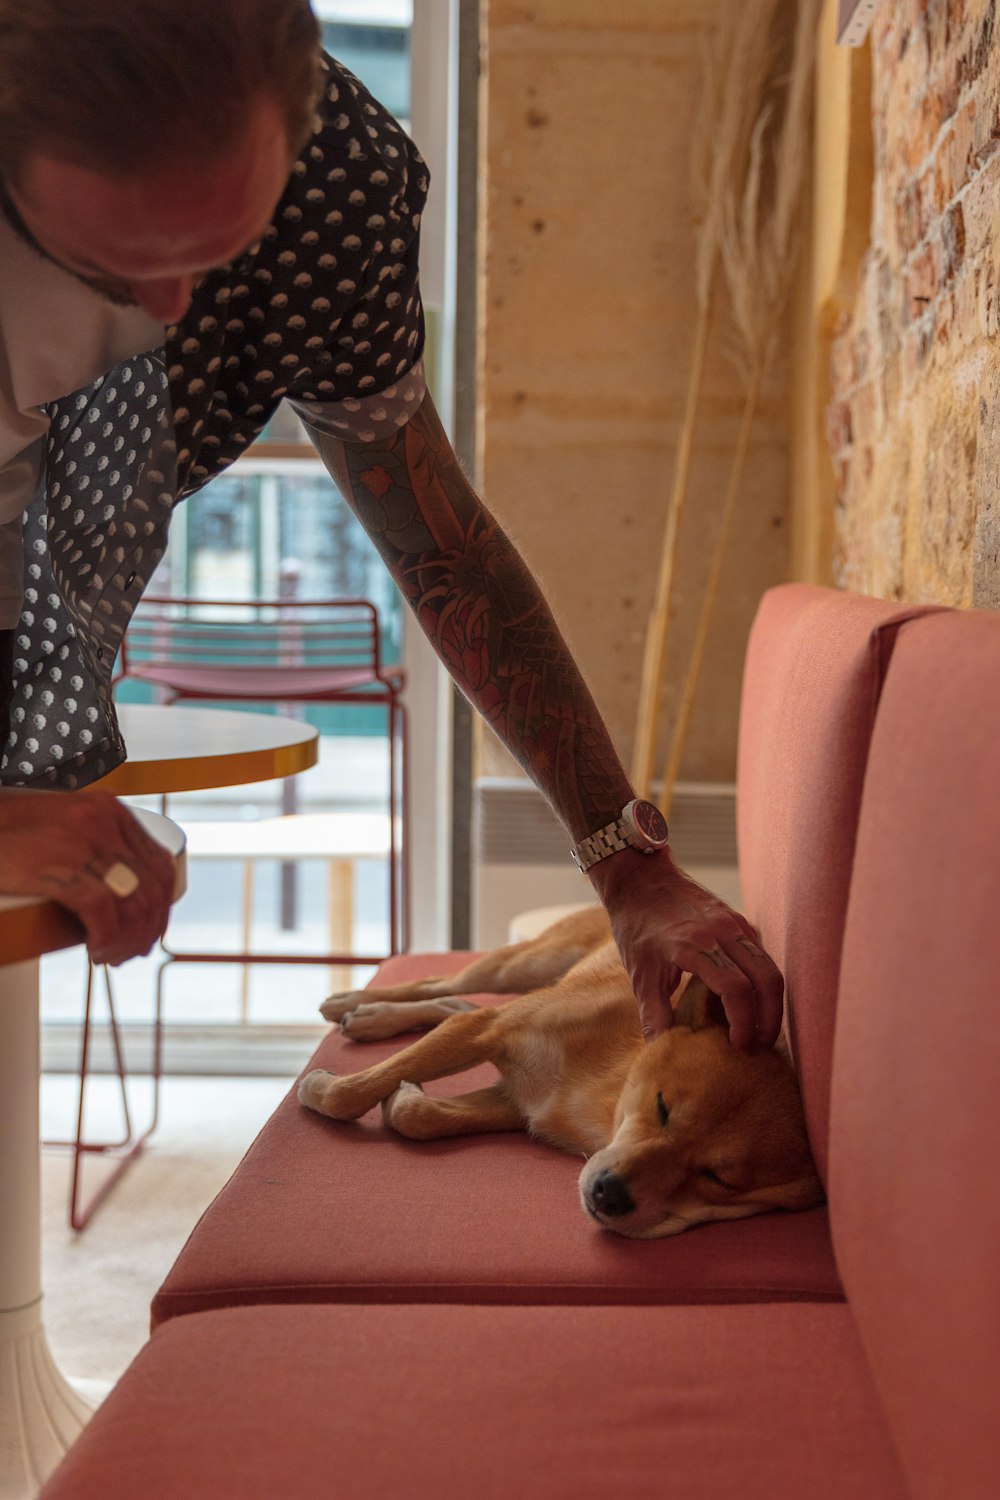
[588,1169,635,1217]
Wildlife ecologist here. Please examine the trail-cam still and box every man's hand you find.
[0,787,175,966]
[587,846,784,1050]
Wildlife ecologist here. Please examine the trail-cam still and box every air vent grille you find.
[474,778,737,868]
[475,777,570,865]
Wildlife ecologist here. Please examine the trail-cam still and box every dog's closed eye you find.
[700,1167,738,1191]
[656,1092,670,1127]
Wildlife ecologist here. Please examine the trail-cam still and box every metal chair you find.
[116,593,409,955]
[53,595,408,1227]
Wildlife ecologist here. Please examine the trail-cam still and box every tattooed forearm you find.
[324,392,634,840]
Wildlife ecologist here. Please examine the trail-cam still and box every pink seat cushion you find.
[132,662,397,700]
[41,1302,907,1500]
[737,583,944,1183]
[152,951,841,1327]
[830,610,1000,1500]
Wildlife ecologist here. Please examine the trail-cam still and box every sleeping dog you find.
[298,906,823,1239]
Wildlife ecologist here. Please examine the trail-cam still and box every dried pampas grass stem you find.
[635,0,821,815]
[631,0,790,798]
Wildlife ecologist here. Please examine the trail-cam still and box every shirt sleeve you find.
[289,356,425,448]
[284,56,429,435]
[285,171,428,434]
[164,52,431,492]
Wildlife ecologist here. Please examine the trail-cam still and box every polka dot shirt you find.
[2,55,429,788]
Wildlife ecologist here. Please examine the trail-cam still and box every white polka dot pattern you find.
[2,55,428,787]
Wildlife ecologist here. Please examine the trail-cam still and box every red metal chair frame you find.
[117,593,410,954]
[43,962,163,1231]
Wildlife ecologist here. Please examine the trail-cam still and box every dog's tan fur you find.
[298,907,823,1238]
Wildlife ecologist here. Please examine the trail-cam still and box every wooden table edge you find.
[97,733,319,796]
[0,902,85,966]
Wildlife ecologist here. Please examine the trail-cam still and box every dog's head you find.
[578,979,823,1238]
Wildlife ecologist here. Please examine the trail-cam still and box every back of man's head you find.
[0,0,322,183]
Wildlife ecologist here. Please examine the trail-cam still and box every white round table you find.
[0,703,317,1496]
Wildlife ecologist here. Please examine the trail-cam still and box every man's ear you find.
[672,975,728,1032]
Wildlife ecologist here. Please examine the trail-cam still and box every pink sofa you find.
[40,586,1000,1500]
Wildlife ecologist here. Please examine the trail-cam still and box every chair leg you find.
[43,960,162,1232]
[240,858,254,1022]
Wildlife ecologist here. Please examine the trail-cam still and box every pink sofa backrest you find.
[737,584,943,1184]
[829,610,1000,1500]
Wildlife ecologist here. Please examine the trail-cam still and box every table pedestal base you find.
[0,1301,94,1499]
[1,959,97,1497]
[1,819,187,1496]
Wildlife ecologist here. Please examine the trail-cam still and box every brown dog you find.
[298,906,823,1239]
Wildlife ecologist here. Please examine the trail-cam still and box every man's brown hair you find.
[0,0,323,183]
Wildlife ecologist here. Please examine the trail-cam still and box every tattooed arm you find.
[311,391,783,1048]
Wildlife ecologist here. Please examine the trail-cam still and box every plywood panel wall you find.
[477,0,792,784]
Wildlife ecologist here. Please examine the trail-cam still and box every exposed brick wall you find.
[829,0,1000,605]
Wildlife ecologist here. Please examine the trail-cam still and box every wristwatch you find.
[570,798,670,873]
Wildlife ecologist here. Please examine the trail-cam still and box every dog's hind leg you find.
[320,972,484,1022]
[299,1005,500,1121]
[381,1082,522,1140]
[320,908,608,1024]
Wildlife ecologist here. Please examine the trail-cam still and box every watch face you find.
[631,800,669,845]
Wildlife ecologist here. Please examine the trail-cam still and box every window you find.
[316,0,413,129]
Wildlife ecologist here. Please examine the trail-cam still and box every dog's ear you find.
[672,975,728,1032]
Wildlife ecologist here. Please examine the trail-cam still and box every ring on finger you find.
[102,861,140,899]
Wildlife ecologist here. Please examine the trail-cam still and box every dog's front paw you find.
[298,1068,371,1121]
[381,1080,429,1136]
[298,1068,338,1114]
